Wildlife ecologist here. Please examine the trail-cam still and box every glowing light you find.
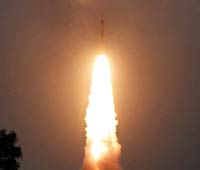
[83,54,121,166]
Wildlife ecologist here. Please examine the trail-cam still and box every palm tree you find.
[0,129,22,170]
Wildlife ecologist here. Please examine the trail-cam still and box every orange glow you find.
[83,54,121,170]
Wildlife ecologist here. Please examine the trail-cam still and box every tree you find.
[0,129,22,170]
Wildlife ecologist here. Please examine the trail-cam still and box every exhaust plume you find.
[82,54,121,170]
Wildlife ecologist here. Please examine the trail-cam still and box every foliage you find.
[0,130,22,170]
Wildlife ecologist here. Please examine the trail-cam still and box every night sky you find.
[0,1,200,170]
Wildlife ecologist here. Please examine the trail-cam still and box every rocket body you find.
[100,19,105,53]
[100,19,104,39]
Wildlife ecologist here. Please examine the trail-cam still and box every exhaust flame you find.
[82,54,121,170]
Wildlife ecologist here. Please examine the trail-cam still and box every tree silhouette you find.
[0,129,22,170]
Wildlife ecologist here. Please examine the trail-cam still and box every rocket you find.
[100,19,105,53]
[100,19,104,40]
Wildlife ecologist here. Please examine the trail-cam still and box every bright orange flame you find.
[83,54,121,170]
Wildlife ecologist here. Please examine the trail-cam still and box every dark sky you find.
[0,0,200,170]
